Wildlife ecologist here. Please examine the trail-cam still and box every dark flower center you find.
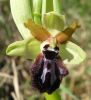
[43,50,58,60]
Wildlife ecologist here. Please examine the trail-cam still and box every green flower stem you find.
[46,0,53,12]
[42,0,47,24]
[53,0,61,14]
[42,0,53,25]
[33,0,42,24]
[44,91,61,100]
[42,0,53,14]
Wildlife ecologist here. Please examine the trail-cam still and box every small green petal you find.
[43,12,65,34]
[6,38,41,60]
[59,41,86,65]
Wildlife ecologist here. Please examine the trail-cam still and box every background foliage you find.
[0,0,91,100]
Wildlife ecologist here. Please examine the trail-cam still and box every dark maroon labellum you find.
[30,53,68,94]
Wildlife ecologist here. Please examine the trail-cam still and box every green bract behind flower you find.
[43,12,65,32]
[10,0,33,39]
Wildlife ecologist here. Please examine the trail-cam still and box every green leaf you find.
[6,38,41,60]
[44,91,61,100]
[10,0,33,39]
[59,41,86,65]
[43,12,65,34]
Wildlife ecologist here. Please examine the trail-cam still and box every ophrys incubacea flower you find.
[23,19,80,94]
[6,0,86,95]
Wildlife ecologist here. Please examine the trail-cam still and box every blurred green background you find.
[0,0,91,100]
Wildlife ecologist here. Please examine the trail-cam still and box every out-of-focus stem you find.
[53,0,61,14]
[33,0,42,24]
[42,0,53,25]
[42,0,46,20]
[44,92,61,100]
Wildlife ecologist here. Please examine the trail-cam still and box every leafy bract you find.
[43,12,65,33]
[6,38,41,60]
[59,41,86,65]
[10,0,33,39]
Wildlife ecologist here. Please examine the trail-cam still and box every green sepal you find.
[43,12,65,32]
[6,38,41,60]
[60,41,86,65]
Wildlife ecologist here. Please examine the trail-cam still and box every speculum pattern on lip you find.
[30,54,68,94]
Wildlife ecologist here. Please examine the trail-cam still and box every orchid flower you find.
[6,0,86,96]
